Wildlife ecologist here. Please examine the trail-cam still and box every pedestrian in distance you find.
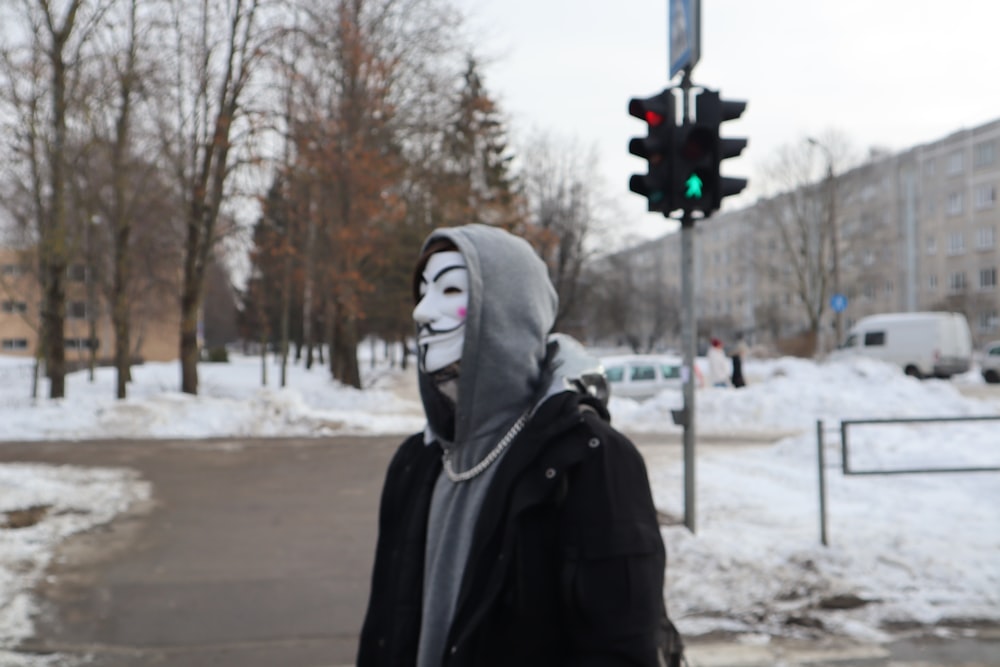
[707,337,730,388]
[358,224,683,667]
[730,335,748,389]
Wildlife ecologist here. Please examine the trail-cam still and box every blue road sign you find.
[830,293,848,313]
[669,0,700,79]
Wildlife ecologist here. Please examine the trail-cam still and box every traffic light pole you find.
[629,66,746,535]
[679,66,697,534]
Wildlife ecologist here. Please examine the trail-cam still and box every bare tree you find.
[516,130,610,332]
[84,0,151,398]
[154,0,275,394]
[0,0,113,397]
[752,132,854,355]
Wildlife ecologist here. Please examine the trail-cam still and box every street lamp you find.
[807,137,843,346]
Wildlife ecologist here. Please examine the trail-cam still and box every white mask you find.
[414,251,469,373]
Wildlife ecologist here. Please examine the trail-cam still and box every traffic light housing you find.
[694,89,748,213]
[628,89,676,214]
[674,118,716,214]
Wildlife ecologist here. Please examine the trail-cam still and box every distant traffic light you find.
[695,89,748,212]
[628,89,677,214]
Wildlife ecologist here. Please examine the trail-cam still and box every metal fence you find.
[815,416,1000,546]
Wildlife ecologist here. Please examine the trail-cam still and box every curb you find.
[685,641,890,666]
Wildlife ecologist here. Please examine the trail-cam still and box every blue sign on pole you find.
[669,0,700,79]
[830,293,848,313]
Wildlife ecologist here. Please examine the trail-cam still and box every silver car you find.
[601,354,683,400]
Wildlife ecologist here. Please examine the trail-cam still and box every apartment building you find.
[0,246,180,363]
[615,117,1000,351]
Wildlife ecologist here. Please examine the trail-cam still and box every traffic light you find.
[628,89,676,214]
[674,117,716,214]
[695,89,748,212]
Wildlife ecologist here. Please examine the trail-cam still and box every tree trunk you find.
[113,221,132,399]
[330,311,361,389]
[180,250,201,394]
[279,249,291,387]
[44,261,67,397]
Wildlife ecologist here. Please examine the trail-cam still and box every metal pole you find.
[680,66,697,534]
[816,420,828,546]
[840,420,849,475]
[808,138,841,345]
[828,161,842,345]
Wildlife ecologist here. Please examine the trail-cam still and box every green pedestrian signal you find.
[684,173,703,199]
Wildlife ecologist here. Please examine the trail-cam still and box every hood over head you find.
[414,224,558,456]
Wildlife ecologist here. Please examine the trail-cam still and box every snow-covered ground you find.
[1,350,998,663]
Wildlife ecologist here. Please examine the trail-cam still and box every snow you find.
[1,350,999,661]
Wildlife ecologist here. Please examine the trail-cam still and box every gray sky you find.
[457,0,1000,243]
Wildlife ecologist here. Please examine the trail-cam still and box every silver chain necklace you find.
[442,410,530,483]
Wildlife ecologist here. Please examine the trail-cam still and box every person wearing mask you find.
[358,224,681,667]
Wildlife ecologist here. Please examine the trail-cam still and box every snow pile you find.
[0,464,151,656]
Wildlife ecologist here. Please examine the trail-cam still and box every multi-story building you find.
[0,245,180,364]
[613,117,1000,352]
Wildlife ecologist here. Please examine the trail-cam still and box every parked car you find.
[830,311,972,378]
[981,340,1000,384]
[601,354,683,400]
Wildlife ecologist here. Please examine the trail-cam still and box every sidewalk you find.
[683,631,1000,667]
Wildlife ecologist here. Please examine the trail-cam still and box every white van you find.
[831,311,972,378]
[601,354,683,399]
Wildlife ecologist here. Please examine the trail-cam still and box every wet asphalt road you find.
[1,436,397,667]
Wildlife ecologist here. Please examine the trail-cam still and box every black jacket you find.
[357,391,668,667]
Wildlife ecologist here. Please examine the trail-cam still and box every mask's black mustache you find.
[419,322,463,337]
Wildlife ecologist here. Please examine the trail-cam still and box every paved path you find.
[2,436,397,667]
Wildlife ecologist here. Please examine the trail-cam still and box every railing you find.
[815,416,1000,546]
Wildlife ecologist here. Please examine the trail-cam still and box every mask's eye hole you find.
[443,286,463,295]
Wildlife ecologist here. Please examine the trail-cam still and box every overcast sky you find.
[455,0,1000,243]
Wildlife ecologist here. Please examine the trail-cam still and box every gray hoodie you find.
[414,224,558,667]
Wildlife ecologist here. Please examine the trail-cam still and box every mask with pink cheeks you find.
[414,251,469,373]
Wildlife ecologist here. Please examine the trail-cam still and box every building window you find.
[68,301,87,319]
[981,267,997,290]
[1,264,25,277]
[863,249,876,266]
[974,141,996,168]
[1,338,28,351]
[949,271,968,292]
[863,284,876,300]
[974,184,997,210]
[65,337,99,351]
[979,310,999,332]
[977,226,996,250]
[67,264,89,282]
[928,274,938,290]
[926,235,937,254]
[1,300,28,314]
[885,280,894,295]
[947,232,965,255]
[947,151,964,175]
[946,192,964,215]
